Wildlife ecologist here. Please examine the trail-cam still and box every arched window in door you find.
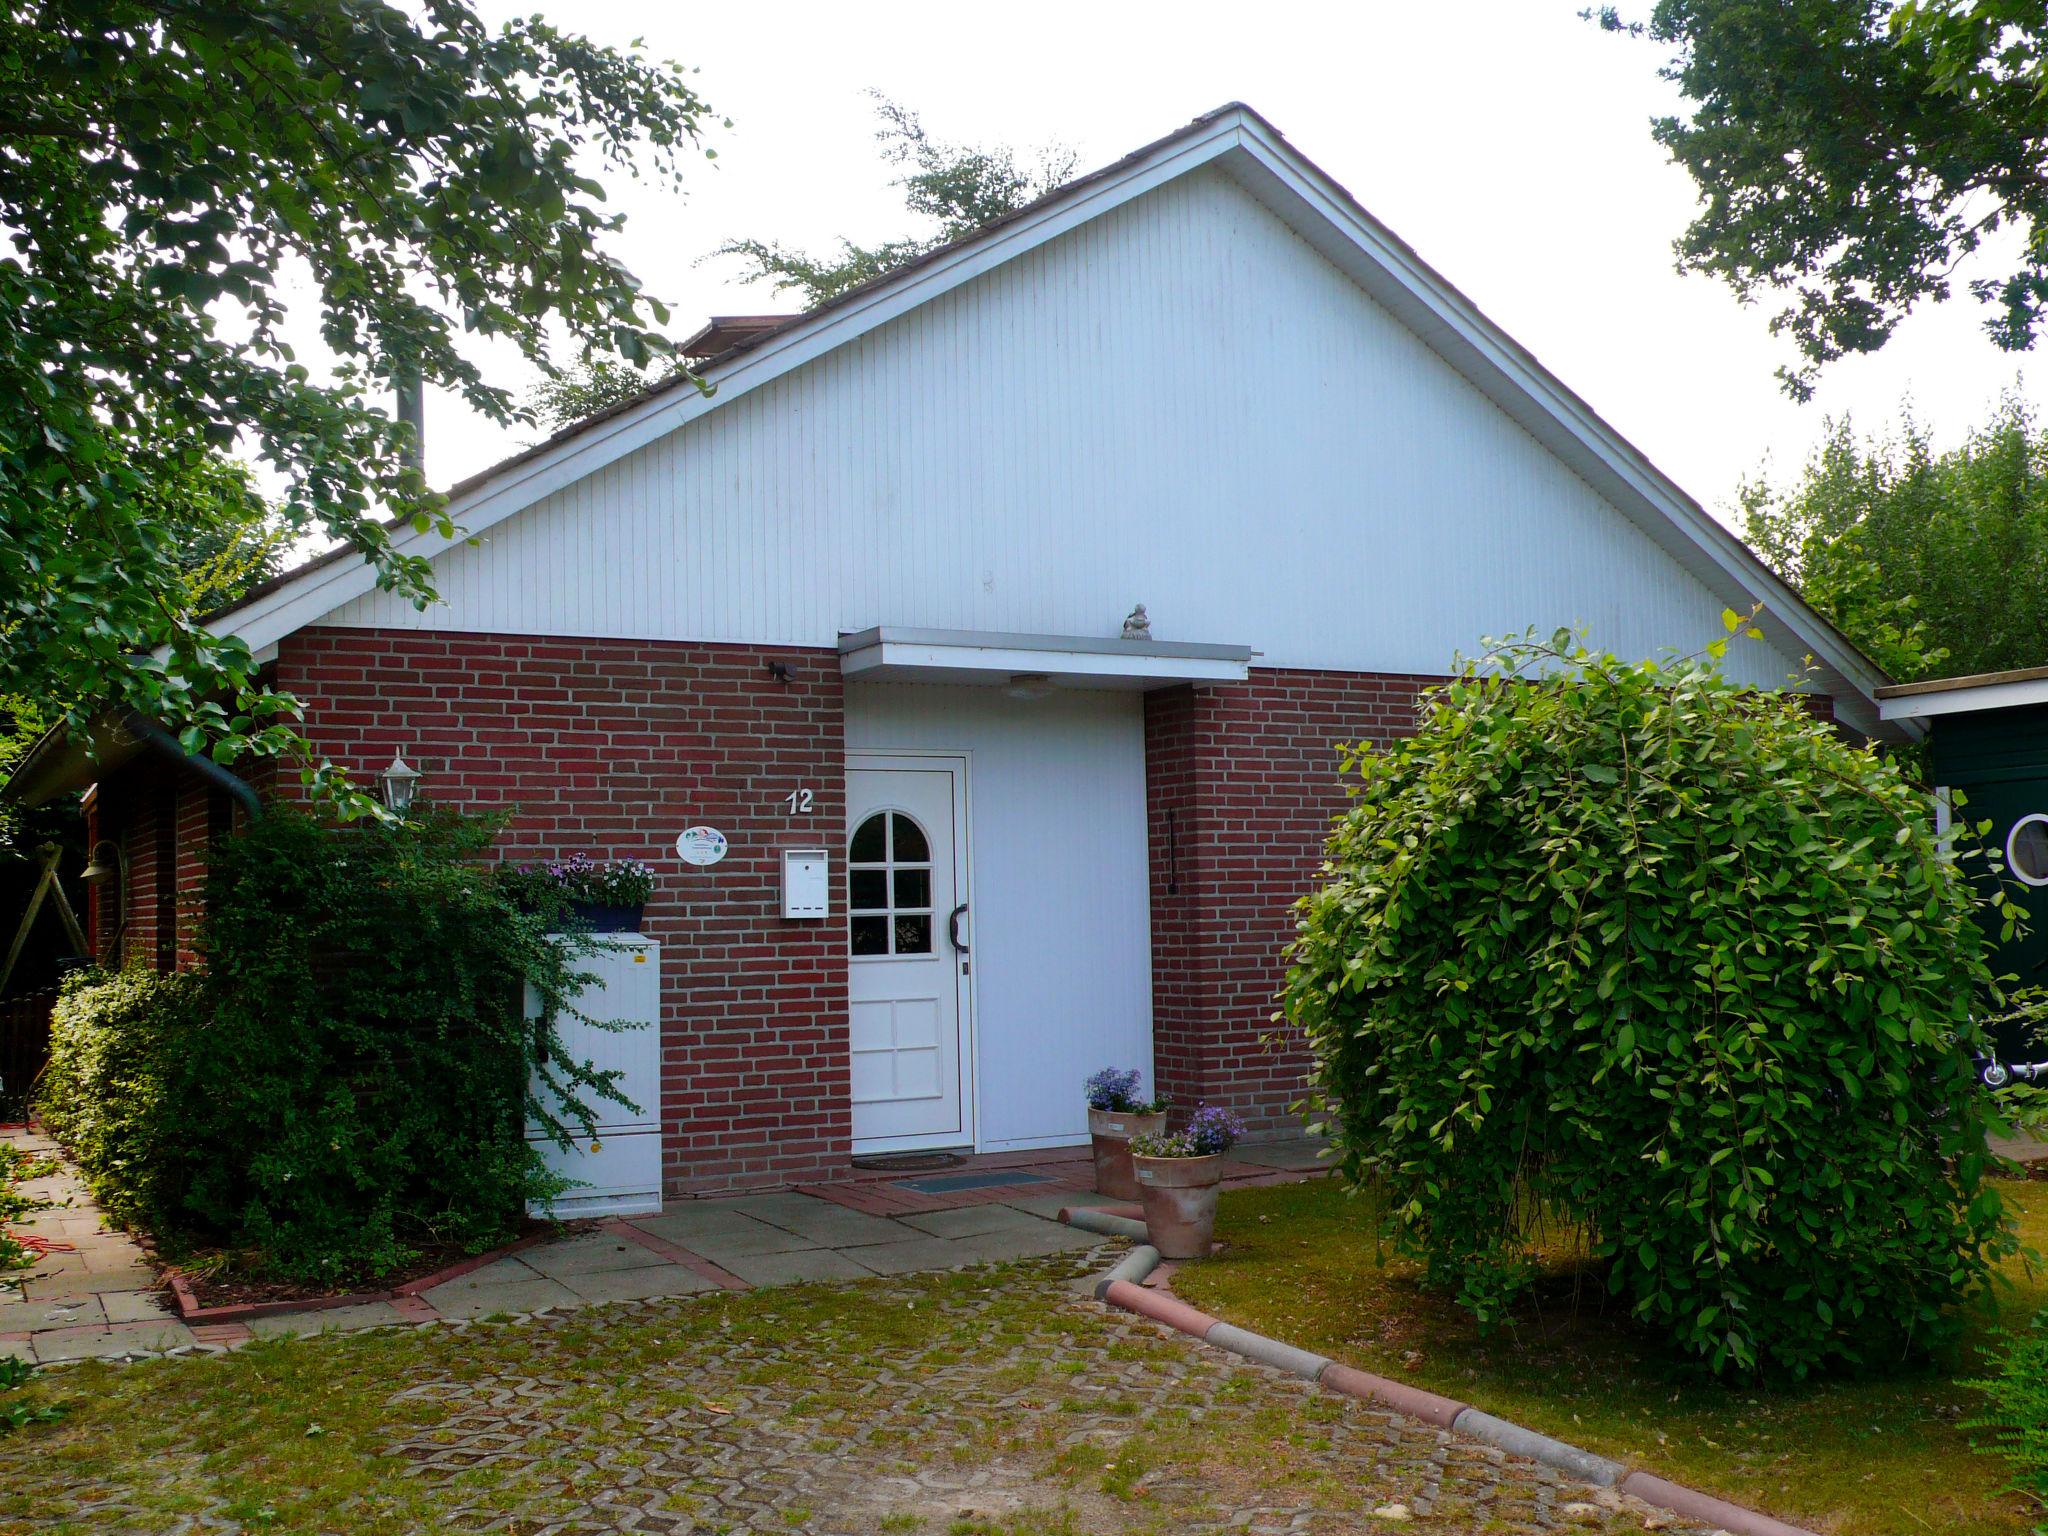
[847,810,934,956]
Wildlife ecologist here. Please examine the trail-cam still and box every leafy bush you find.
[1968,1314,2048,1528]
[39,969,208,1231]
[1285,623,2017,1379]
[38,806,632,1284]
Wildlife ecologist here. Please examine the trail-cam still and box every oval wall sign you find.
[675,826,729,867]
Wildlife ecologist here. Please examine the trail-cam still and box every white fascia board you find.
[1218,126,1906,741]
[214,120,1250,657]
[1879,677,2048,722]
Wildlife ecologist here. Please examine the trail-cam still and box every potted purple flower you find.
[1129,1104,1246,1259]
[502,854,657,933]
[1084,1067,1169,1201]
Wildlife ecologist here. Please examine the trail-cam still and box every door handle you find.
[948,903,970,954]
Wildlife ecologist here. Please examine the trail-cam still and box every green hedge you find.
[1286,623,2018,1380]
[37,807,629,1284]
[40,968,207,1232]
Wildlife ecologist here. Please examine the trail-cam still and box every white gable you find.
[332,165,1810,693]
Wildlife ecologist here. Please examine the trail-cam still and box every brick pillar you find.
[1144,669,1442,1134]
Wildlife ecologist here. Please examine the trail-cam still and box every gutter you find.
[117,712,262,822]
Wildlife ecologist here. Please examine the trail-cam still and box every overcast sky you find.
[414,0,2042,528]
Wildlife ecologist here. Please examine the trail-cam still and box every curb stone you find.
[1621,1472,1819,1536]
[1206,1320,1330,1380]
[1092,1245,1163,1297]
[1451,1408,1625,1487]
[1071,1213,1821,1536]
[1059,1206,1150,1242]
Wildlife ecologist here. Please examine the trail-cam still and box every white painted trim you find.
[2009,812,2048,888]
[978,1131,1092,1153]
[845,750,978,1155]
[840,634,1250,687]
[1879,675,2048,721]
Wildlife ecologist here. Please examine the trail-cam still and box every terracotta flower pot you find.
[1088,1107,1166,1201]
[1132,1150,1227,1259]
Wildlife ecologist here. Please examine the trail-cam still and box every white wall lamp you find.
[379,753,422,817]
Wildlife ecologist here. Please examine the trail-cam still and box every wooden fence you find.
[0,988,55,1119]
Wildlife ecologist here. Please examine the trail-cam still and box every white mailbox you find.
[782,848,830,919]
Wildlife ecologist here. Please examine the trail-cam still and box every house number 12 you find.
[783,787,815,814]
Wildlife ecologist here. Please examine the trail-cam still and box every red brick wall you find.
[275,627,849,1193]
[1145,668,1444,1134]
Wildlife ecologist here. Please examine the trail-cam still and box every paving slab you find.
[948,1223,1102,1264]
[760,1204,918,1247]
[519,1233,670,1280]
[442,1255,544,1287]
[898,1203,1058,1240]
[1230,1138,1333,1172]
[558,1265,717,1304]
[715,1247,876,1287]
[668,1220,821,1261]
[419,1274,582,1320]
[247,1302,413,1339]
[99,1290,174,1324]
[841,1236,970,1276]
[998,1188,1119,1218]
[715,1190,836,1226]
[32,1319,196,1362]
[23,1265,160,1300]
[0,1295,101,1331]
[628,1204,797,1246]
[0,1337,29,1363]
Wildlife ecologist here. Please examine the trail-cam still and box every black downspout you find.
[121,712,262,823]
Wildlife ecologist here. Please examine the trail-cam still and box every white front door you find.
[846,756,971,1150]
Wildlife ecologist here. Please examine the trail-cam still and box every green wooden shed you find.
[1879,666,2048,1062]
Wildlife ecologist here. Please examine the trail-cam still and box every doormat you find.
[850,1150,968,1173]
[889,1170,1055,1196]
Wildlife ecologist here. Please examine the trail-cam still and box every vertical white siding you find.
[844,684,1151,1151]
[334,166,1804,689]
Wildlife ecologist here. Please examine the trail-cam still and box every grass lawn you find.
[1170,1175,2048,1536]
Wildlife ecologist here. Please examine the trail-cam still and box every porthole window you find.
[2010,814,2048,888]
[847,811,935,956]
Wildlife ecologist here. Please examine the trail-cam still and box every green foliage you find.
[38,806,634,1283]
[1286,623,2018,1379]
[1967,1312,2048,1530]
[524,353,682,435]
[0,1354,59,1436]
[0,0,717,788]
[1741,399,2048,680]
[1592,2,2048,397]
[37,968,209,1232]
[714,93,1076,308]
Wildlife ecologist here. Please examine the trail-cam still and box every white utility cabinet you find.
[524,935,663,1218]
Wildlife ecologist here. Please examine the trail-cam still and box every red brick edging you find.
[165,1228,557,1325]
[603,1218,750,1292]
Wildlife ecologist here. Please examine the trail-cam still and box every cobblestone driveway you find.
[5,1256,1692,1535]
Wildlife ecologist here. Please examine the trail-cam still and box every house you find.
[1878,666,2048,1061]
[6,104,1903,1194]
